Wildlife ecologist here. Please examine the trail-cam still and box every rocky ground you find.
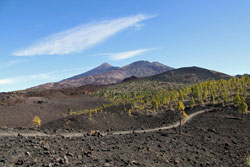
[0,106,249,167]
[41,104,209,132]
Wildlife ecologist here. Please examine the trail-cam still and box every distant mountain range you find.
[30,61,233,90]
[31,61,174,90]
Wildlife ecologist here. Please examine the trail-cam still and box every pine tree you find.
[179,91,184,101]
[203,89,209,102]
[239,98,248,120]
[198,93,204,105]
[234,91,241,107]
[191,96,195,108]
[211,93,215,104]
[177,101,186,134]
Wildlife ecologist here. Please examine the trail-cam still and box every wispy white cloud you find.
[0,73,55,86]
[0,67,89,86]
[13,14,155,56]
[95,48,153,60]
[0,59,29,68]
[0,79,14,85]
[110,49,153,60]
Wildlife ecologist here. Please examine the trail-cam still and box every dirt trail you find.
[0,109,213,138]
[107,109,212,135]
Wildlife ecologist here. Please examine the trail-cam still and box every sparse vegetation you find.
[177,101,185,134]
[32,116,41,127]
[239,97,248,120]
[93,75,250,119]
[62,75,250,124]
[61,75,249,140]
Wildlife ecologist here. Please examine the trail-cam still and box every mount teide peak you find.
[65,63,119,80]
[31,61,174,90]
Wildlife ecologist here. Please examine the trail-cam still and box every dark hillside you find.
[150,66,231,83]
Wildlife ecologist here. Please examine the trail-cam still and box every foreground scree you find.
[0,107,250,166]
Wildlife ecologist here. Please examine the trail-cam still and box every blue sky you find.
[0,0,250,92]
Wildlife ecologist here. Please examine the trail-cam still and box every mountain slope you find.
[65,63,119,80]
[149,66,231,83]
[235,74,250,78]
[120,61,173,78]
[31,61,174,89]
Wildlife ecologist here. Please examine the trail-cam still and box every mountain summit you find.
[120,61,173,78]
[65,63,118,80]
[32,61,174,89]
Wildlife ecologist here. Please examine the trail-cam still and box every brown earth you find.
[0,85,107,128]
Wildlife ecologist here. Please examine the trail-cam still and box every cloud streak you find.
[95,48,153,60]
[13,14,154,56]
[0,67,89,86]
[109,49,153,60]
[0,79,14,85]
[0,59,29,68]
[0,73,55,86]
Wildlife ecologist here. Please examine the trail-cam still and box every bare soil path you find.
[0,109,213,138]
